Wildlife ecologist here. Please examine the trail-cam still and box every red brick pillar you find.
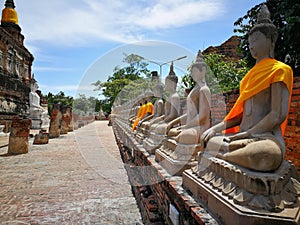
[49,103,62,138]
[8,116,31,154]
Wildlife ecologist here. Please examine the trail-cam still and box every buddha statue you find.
[183,6,300,220]
[29,78,49,129]
[155,51,211,175]
[167,51,211,144]
[151,62,180,134]
[132,98,154,131]
[200,5,293,172]
[138,81,164,133]
[143,63,180,153]
[158,51,211,163]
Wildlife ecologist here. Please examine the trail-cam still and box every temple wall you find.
[0,26,34,132]
[210,76,300,171]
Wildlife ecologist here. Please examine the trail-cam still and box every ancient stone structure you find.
[183,5,300,224]
[33,129,49,145]
[8,116,31,154]
[203,35,241,62]
[0,0,34,131]
[156,51,211,175]
[60,105,71,135]
[49,103,62,138]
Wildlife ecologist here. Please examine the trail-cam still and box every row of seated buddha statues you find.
[181,5,300,224]
[142,62,181,154]
[120,4,300,224]
[135,87,163,142]
[155,51,211,175]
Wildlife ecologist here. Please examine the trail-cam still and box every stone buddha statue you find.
[29,78,50,129]
[200,5,293,172]
[157,51,211,164]
[29,79,44,113]
[151,62,180,135]
[166,50,211,144]
[139,81,164,131]
[183,6,300,219]
[143,63,180,153]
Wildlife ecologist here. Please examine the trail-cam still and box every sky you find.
[13,0,264,98]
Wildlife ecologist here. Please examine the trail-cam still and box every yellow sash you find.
[225,58,293,135]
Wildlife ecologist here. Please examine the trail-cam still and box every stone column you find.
[60,105,71,135]
[8,116,31,154]
[68,108,74,132]
[49,103,62,138]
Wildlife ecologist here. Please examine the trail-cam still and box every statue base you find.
[143,132,165,154]
[182,153,300,225]
[31,119,42,129]
[155,139,201,175]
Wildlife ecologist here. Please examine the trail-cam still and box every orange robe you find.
[224,58,293,135]
[132,102,154,131]
[132,104,146,131]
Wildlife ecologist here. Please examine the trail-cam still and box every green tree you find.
[73,94,98,115]
[47,91,73,115]
[92,53,151,114]
[181,53,249,93]
[234,0,300,74]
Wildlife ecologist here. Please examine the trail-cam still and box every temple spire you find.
[1,0,18,25]
[5,0,16,9]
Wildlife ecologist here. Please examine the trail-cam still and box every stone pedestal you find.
[155,139,201,176]
[33,130,49,145]
[143,131,165,154]
[0,124,7,137]
[8,116,31,154]
[29,105,50,130]
[182,153,300,225]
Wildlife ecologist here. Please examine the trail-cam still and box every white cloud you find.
[16,0,225,47]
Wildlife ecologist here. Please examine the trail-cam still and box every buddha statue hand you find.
[227,131,251,142]
[200,127,216,148]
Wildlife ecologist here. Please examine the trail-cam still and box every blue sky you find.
[14,0,264,98]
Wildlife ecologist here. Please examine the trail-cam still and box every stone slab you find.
[183,169,300,225]
[155,149,197,176]
[0,135,9,148]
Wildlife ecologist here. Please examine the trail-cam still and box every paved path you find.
[0,121,142,224]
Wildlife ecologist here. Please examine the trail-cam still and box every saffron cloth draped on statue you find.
[224,58,293,135]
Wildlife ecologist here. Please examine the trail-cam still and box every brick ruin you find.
[0,1,34,132]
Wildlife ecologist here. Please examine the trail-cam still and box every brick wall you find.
[210,77,300,171]
[112,121,217,225]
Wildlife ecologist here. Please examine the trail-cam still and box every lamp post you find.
[137,55,187,77]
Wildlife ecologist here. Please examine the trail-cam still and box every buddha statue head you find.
[248,4,278,59]
[165,62,178,93]
[191,50,207,84]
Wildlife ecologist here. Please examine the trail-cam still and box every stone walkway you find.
[0,121,142,224]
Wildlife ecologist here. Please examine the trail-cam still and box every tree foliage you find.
[92,53,151,114]
[47,91,73,115]
[181,53,250,93]
[73,94,99,115]
[234,0,300,74]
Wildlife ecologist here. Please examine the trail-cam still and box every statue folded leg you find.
[206,135,282,172]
